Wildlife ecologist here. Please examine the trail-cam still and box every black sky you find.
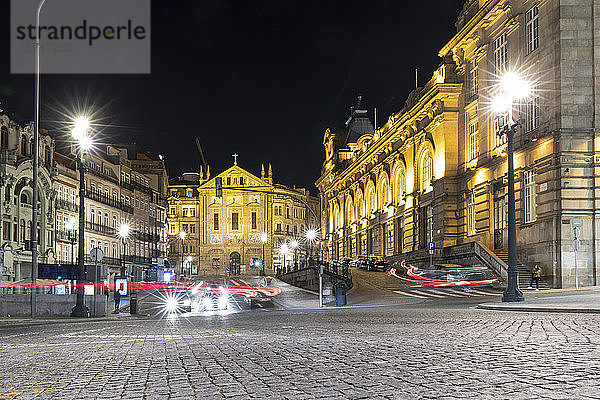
[0,0,465,193]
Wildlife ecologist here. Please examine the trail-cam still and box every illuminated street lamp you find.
[291,240,299,270]
[492,72,531,303]
[70,116,91,317]
[279,243,289,274]
[179,231,187,279]
[305,229,317,265]
[260,232,268,276]
[118,223,131,276]
[65,217,77,264]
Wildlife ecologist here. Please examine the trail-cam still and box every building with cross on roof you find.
[166,155,319,277]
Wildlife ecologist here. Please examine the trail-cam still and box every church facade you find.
[316,0,600,288]
[167,157,319,277]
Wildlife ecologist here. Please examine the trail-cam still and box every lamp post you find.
[291,239,299,270]
[279,243,288,274]
[306,229,317,265]
[179,231,186,280]
[260,232,268,276]
[71,116,92,317]
[186,255,192,276]
[492,72,530,303]
[66,217,77,264]
[118,223,131,277]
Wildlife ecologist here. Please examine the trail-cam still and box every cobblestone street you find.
[1,305,599,399]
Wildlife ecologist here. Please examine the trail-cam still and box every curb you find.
[477,304,600,314]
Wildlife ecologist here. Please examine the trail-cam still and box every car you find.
[359,256,388,272]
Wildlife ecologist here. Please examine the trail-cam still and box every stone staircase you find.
[493,250,550,290]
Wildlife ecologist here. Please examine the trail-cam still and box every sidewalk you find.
[478,287,600,313]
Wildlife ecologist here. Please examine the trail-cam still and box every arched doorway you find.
[229,252,241,275]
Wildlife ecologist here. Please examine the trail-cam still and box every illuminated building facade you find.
[316,0,600,288]
[167,157,319,277]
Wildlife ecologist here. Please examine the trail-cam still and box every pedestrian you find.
[529,264,542,291]
[113,286,121,313]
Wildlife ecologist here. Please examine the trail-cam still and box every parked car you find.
[361,256,389,272]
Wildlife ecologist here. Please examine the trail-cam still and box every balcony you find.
[120,180,135,192]
[56,198,79,212]
[123,255,153,265]
[84,254,122,266]
[132,180,153,195]
[85,189,134,214]
[56,229,76,242]
[133,230,160,242]
[86,221,117,236]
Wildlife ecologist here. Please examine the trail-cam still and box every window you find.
[182,223,188,233]
[523,85,540,132]
[190,224,196,234]
[104,212,109,226]
[467,191,476,236]
[169,224,176,234]
[239,177,244,186]
[422,153,433,192]
[251,212,257,230]
[182,206,196,217]
[186,189,193,197]
[493,33,507,74]
[524,170,536,223]
[113,214,117,228]
[3,221,11,241]
[286,225,290,234]
[526,6,539,54]
[21,135,27,156]
[286,207,290,218]
[112,243,117,258]
[468,108,479,161]
[468,60,478,98]
[276,223,282,232]
[213,213,219,231]
[20,192,29,205]
[90,208,95,223]
[1,126,8,149]
[293,225,297,235]
[231,213,239,231]
[399,172,406,203]
[19,219,25,242]
[226,177,231,186]
[495,113,508,147]
[169,206,176,215]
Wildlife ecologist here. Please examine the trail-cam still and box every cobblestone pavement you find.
[0,306,599,399]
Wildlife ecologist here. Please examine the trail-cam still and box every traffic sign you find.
[428,242,435,251]
[573,227,581,239]
[90,247,104,262]
[572,239,581,252]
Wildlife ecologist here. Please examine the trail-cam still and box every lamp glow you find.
[179,231,187,240]
[280,244,289,254]
[500,72,531,99]
[118,223,131,240]
[306,229,317,241]
[291,240,299,249]
[492,95,511,114]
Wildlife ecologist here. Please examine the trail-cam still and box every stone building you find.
[0,108,168,283]
[0,114,56,281]
[167,156,319,277]
[316,0,600,288]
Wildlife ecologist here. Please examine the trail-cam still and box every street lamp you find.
[71,116,91,317]
[291,239,299,270]
[306,229,317,265]
[279,243,289,274]
[260,232,268,276]
[66,217,77,264]
[186,255,192,276]
[492,72,530,303]
[179,231,186,280]
[118,223,131,276]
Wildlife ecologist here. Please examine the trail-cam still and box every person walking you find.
[529,264,542,291]
[113,286,121,313]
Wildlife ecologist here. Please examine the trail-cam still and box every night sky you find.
[0,0,465,193]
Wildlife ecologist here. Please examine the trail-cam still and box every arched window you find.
[20,192,30,205]
[1,126,8,149]
[397,171,406,203]
[29,138,34,157]
[422,152,434,192]
[90,208,95,224]
[26,221,32,241]
[44,145,51,166]
[19,219,25,242]
[355,189,364,220]
[21,135,27,156]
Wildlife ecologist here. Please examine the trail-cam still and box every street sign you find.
[572,239,581,252]
[428,242,435,251]
[573,227,581,239]
[572,219,582,227]
[115,278,128,296]
[90,247,104,262]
